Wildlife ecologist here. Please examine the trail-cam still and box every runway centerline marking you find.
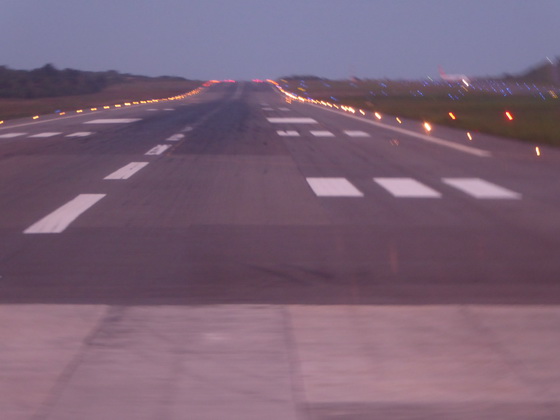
[84,118,141,124]
[267,117,318,124]
[24,194,106,234]
[104,162,149,180]
[442,178,521,199]
[374,178,442,198]
[306,178,364,197]
[166,134,185,141]
[145,144,172,155]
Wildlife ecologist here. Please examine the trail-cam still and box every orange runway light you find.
[535,147,541,156]
[423,122,432,132]
[33,115,40,119]
[396,117,402,124]
[374,112,382,120]
[0,120,4,124]
[467,132,473,141]
[505,111,514,121]
[448,112,456,120]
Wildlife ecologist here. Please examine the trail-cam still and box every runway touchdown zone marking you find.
[66,132,94,138]
[29,132,62,138]
[374,178,442,198]
[0,133,26,138]
[104,162,149,180]
[267,117,318,124]
[277,130,300,137]
[24,194,106,234]
[443,178,521,199]
[306,178,364,197]
[84,118,142,124]
[310,130,335,137]
[344,130,370,138]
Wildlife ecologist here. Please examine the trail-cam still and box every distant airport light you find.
[33,116,40,119]
[59,112,66,116]
[535,146,541,156]
[396,117,402,124]
[0,120,3,125]
[467,132,473,141]
[423,122,432,132]
[359,109,366,115]
[448,112,457,120]
[505,111,514,121]
[462,79,469,87]
[374,112,382,119]
[103,106,110,109]
[90,108,97,111]
[76,110,83,113]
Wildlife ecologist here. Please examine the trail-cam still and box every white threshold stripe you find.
[262,107,274,111]
[104,162,149,180]
[344,130,370,137]
[307,103,491,157]
[374,178,442,198]
[267,117,318,124]
[306,178,364,197]
[84,118,141,124]
[66,132,93,138]
[145,144,172,155]
[29,132,62,138]
[24,194,106,234]
[0,133,26,138]
[277,130,300,137]
[442,178,521,199]
[310,130,335,137]
[166,134,185,141]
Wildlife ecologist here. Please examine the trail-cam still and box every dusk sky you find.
[1,0,558,81]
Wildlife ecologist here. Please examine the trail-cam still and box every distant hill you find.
[0,64,187,99]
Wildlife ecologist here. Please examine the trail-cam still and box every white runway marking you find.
[66,132,93,138]
[344,130,370,137]
[29,132,62,138]
[164,108,174,111]
[84,118,141,124]
[442,178,521,199]
[24,194,106,234]
[104,162,149,180]
[267,117,318,124]
[276,130,300,137]
[310,130,335,137]
[181,126,193,132]
[147,109,159,112]
[166,134,185,141]
[0,133,26,138]
[262,107,274,111]
[374,178,442,198]
[306,178,364,197]
[145,144,172,155]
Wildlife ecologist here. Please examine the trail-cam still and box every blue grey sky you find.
[1,0,558,80]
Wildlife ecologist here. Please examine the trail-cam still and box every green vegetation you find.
[0,65,201,120]
[281,78,560,146]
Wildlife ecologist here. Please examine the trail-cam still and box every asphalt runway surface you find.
[1,82,559,419]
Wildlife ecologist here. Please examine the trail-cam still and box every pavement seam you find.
[30,305,115,420]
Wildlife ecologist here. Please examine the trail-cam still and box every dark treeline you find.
[0,64,186,99]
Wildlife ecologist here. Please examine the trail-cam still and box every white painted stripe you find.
[84,118,141,124]
[344,130,370,137]
[104,162,149,180]
[24,194,106,234]
[164,108,174,111]
[181,126,193,132]
[307,103,492,157]
[310,130,335,137]
[166,134,185,141]
[147,109,159,111]
[374,178,442,198]
[29,132,62,138]
[65,132,93,138]
[262,107,274,111]
[306,178,364,197]
[145,144,172,156]
[442,178,521,199]
[267,117,318,124]
[0,133,26,138]
[276,130,300,137]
